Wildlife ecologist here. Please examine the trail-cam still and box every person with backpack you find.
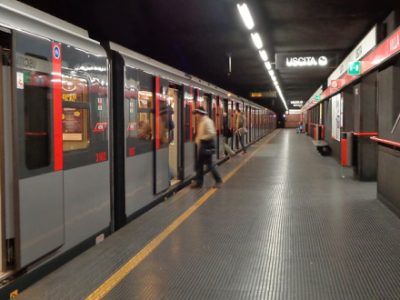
[190,107,223,188]
[235,108,248,154]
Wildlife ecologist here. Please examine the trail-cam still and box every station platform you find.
[18,130,400,299]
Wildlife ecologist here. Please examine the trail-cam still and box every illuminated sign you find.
[250,90,277,98]
[348,61,361,76]
[289,100,304,109]
[286,56,328,67]
[327,25,377,85]
[251,92,263,98]
[276,53,337,69]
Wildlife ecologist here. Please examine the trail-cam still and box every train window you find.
[62,75,90,152]
[159,96,169,146]
[183,88,193,142]
[125,69,155,156]
[137,90,154,141]
[24,79,50,170]
[184,102,191,142]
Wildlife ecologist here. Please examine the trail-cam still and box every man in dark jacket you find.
[222,112,235,157]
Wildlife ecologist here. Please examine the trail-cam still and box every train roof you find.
[0,0,104,55]
[109,42,266,110]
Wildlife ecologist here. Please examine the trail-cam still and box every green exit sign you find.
[315,95,321,101]
[348,61,361,76]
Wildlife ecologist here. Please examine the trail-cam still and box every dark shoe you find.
[213,182,222,189]
[190,181,202,188]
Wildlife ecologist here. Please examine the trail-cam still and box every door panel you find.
[19,173,64,267]
[183,86,195,178]
[154,77,169,194]
[168,87,180,181]
[14,32,64,268]
[125,152,154,216]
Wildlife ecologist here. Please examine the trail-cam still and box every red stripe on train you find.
[52,42,63,171]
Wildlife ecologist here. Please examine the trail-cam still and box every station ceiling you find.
[21,0,398,113]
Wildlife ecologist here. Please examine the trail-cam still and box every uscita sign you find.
[286,56,328,67]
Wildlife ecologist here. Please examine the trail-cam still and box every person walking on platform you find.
[223,112,235,158]
[191,107,223,189]
[235,108,248,154]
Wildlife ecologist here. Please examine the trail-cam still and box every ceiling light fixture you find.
[251,32,263,50]
[259,50,268,61]
[237,3,254,30]
[236,3,288,111]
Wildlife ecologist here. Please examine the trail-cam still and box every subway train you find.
[0,0,276,293]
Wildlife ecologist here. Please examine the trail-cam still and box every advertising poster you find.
[331,93,343,141]
[63,108,83,141]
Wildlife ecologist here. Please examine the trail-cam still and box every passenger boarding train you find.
[0,0,276,293]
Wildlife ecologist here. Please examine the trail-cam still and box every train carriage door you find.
[217,97,224,159]
[14,32,64,268]
[234,102,240,149]
[0,46,4,273]
[167,84,183,186]
[229,100,235,150]
[183,86,195,178]
[0,41,12,274]
[154,77,170,194]
[245,105,249,144]
[209,95,220,159]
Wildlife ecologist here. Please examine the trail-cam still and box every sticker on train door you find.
[17,72,24,89]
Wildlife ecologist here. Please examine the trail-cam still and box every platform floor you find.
[19,129,400,300]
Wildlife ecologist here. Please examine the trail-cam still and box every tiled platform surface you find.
[19,130,400,300]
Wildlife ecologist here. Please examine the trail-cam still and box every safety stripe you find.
[84,129,280,300]
[155,77,160,150]
[52,42,63,171]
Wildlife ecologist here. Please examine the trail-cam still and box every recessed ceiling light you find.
[237,3,255,30]
[268,69,274,77]
[259,50,268,61]
[251,32,263,50]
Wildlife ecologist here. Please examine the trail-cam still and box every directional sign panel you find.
[348,61,361,76]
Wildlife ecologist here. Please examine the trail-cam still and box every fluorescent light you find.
[237,3,254,30]
[251,32,263,49]
[265,61,272,70]
[268,69,274,77]
[259,50,268,61]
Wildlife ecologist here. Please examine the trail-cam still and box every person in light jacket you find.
[191,107,223,188]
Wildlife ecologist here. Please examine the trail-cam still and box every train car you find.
[0,0,276,295]
[107,42,273,227]
[0,0,110,280]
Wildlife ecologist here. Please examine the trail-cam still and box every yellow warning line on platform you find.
[85,130,280,300]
